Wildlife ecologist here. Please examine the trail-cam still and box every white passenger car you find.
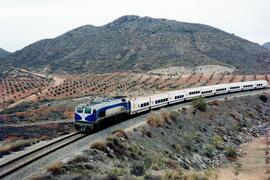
[168,90,186,104]
[213,84,229,95]
[130,96,150,115]
[242,81,256,90]
[255,80,268,89]
[185,87,201,100]
[150,93,170,109]
[228,82,243,92]
[200,85,215,97]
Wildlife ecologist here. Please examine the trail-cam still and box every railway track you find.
[0,132,87,179]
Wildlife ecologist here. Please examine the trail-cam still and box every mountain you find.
[0,48,10,58]
[263,42,270,49]
[1,15,270,74]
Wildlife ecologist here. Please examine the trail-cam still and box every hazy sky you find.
[0,0,269,52]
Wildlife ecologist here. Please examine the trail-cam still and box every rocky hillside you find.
[263,42,270,49]
[34,93,270,179]
[1,15,270,74]
[0,48,10,58]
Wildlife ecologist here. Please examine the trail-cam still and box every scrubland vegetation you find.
[33,93,270,179]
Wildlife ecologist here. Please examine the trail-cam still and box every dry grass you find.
[208,100,220,106]
[38,135,50,141]
[164,169,183,179]
[69,154,88,163]
[147,111,165,127]
[90,140,108,152]
[111,129,128,139]
[182,172,209,180]
[46,161,64,175]
[0,145,12,155]
[147,109,174,127]
[0,139,37,156]
[169,111,180,122]
[160,109,171,124]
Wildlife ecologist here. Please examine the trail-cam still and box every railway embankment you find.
[33,92,270,179]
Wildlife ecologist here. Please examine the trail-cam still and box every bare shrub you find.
[90,140,108,152]
[46,161,64,175]
[111,129,128,139]
[147,110,174,127]
[169,111,180,122]
[69,155,88,163]
[147,112,164,127]
[160,109,171,124]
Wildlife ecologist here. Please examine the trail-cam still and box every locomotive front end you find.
[74,104,96,132]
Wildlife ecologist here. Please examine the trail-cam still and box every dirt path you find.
[213,136,270,180]
[6,69,65,109]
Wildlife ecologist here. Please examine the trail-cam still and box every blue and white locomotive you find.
[74,80,268,132]
[74,97,131,131]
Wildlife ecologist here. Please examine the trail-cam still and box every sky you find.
[0,0,269,52]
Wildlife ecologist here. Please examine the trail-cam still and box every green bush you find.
[192,97,207,111]
[225,146,238,160]
[210,135,224,149]
[182,132,200,150]
[205,144,215,158]
[109,167,128,176]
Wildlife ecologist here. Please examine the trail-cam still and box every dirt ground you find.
[213,136,270,180]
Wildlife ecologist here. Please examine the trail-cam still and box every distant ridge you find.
[1,15,270,74]
[263,42,270,49]
[0,48,10,58]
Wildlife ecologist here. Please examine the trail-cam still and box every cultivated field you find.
[1,71,270,110]
[0,71,50,109]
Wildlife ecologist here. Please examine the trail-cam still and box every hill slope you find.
[0,48,10,58]
[263,42,270,49]
[1,15,270,74]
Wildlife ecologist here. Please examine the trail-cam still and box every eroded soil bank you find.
[34,93,270,179]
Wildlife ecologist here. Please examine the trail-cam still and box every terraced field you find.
[0,72,50,109]
[1,71,270,110]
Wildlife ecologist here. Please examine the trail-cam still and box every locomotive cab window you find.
[84,107,92,114]
[76,108,83,113]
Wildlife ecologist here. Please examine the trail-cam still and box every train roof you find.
[76,97,127,109]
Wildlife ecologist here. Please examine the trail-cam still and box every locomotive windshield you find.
[76,107,83,113]
[76,106,92,114]
[84,107,92,114]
